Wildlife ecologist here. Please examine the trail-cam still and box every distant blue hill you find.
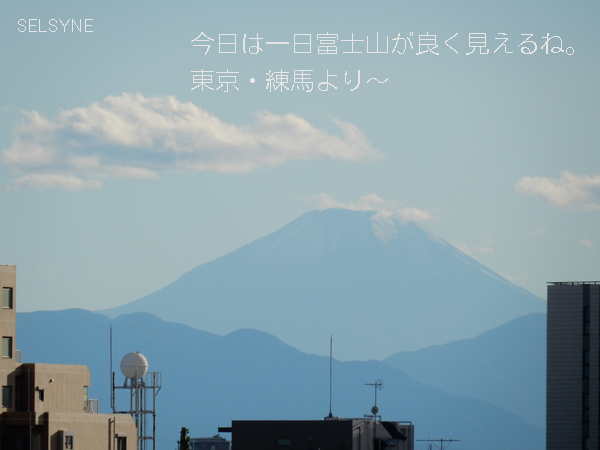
[17,309,544,450]
[383,313,546,428]
[101,208,546,361]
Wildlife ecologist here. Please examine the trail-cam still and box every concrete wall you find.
[0,265,138,450]
[352,419,371,450]
[25,364,91,415]
[0,265,18,418]
[47,412,137,450]
[0,265,17,374]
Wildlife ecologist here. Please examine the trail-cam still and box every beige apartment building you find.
[0,265,137,450]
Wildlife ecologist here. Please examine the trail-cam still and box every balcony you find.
[84,399,99,414]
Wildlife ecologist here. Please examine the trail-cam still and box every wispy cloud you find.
[525,227,550,239]
[498,271,529,287]
[450,234,494,257]
[9,174,103,191]
[450,239,473,256]
[3,93,380,189]
[581,238,594,250]
[476,234,495,255]
[39,263,56,280]
[316,193,385,212]
[516,172,600,211]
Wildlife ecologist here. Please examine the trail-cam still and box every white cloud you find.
[394,207,436,223]
[516,172,600,210]
[314,193,437,243]
[580,238,594,250]
[3,93,380,189]
[315,193,436,223]
[315,193,386,211]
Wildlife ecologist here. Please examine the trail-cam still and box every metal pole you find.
[329,335,332,417]
[111,372,115,413]
[110,324,113,409]
[135,371,140,450]
[374,386,377,412]
[28,367,31,450]
[153,373,157,450]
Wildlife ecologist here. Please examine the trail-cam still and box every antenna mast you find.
[365,380,383,419]
[110,324,113,410]
[328,335,333,418]
[416,439,460,450]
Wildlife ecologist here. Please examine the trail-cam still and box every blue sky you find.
[1,0,598,312]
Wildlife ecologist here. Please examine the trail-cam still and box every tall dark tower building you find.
[547,282,600,450]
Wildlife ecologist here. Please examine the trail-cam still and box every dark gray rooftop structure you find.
[218,418,414,450]
[190,435,230,450]
[547,281,600,450]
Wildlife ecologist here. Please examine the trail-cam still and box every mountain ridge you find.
[383,312,546,428]
[17,309,544,450]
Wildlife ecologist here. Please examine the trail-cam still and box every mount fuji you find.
[102,209,545,361]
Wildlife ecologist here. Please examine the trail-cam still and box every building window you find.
[2,337,11,358]
[59,431,73,449]
[2,288,12,309]
[584,306,590,335]
[117,436,127,450]
[2,386,11,408]
[584,350,590,379]
[83,386,88,411]
[14,376,22,411]
[37,388,44,402]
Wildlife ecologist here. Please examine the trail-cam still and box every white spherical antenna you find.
[120,351,148,379]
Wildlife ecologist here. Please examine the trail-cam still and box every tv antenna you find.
[365,379,383,418]
[416,438,460,450]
